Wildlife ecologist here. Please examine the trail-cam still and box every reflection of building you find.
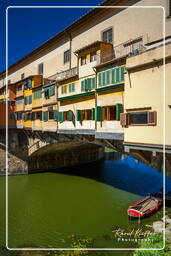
[0,0,170,161]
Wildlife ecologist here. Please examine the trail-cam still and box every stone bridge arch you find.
[28,141,104,173]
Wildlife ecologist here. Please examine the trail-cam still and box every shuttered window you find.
[120,111,157,126]
[34,89,42,100]
[16,97,22,105]
[81,77,96,92]
[69,83,75,93]
[44,85,55,98]
[61,85,67,94]
[24,95,32,105]
[98,67,125,87]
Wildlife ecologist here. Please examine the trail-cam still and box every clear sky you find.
[0,0,103,72]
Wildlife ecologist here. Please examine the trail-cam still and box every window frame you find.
[64,49,71,64]
[101,27,113,44]
[38,63,44,75]
[81,56,86,66]
[90,51,97,62]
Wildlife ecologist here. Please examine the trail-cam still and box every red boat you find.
[127,195,163,218]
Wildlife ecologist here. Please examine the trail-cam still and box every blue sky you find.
[0,0,103,72]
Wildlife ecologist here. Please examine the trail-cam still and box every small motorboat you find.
[127,195,163,219]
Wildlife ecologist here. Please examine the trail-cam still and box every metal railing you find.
[56,67,78,81]
[97,39,146,64]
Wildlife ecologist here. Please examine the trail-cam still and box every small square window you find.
[102,28,113,44]
[64,49,70,64]
[81,56,86,65]
[38,63,44,75]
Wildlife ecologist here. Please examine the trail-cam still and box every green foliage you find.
[133,233,171,256]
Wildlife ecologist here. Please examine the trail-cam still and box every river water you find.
[0,153,171,255]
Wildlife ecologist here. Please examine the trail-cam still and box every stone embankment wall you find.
[28,142,104,173]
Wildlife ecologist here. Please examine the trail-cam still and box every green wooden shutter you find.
[43,111,48,122]
[67,110,73,121]
[116,68,120,82]
[31,112,34,121]
[120,66,125,82]
[23,113,26,121]
[69,83,72,93]
[116,104,123,121]
[111,68,115,83]
[102,72,106,86]
[95,106,102,121]
[72,83,75,92]
[98,73,102,87]
[106,70,110,85]
[58,112,64,122]
[91,108,95,120]
[85,79,89,91]
[28,95,32,104]
[53,110,57,120]
[81,80,85,92]
[24,97,27,105]
[91,77,96,89]
[76,110,82,121]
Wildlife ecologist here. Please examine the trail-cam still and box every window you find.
[34,89,42,100]
[16,112,22,120]
[120,111,157,127]
[102,28,113,44]
[98,67,125,87]
[44,85,55,98]
[21,73,25,80]
[17,84,22,91]
[64,49,70,63]
[69,83,75,93]
[167,0,171,16]
[38,63,44,75]
[90,52,97,62]
[24,95,32,105]
[61,85,67,94]
[8,80,11,85]
[24,79,32,90]
[81,77,96,92]
[81,56,86,65]
[81,109,92,120]
[102,106,116,121]
[16,97,22,105]
[35,111,42,120]
[26,113,31,121]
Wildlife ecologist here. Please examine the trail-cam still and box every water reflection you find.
[54,153,171,197]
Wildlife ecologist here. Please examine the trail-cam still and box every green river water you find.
[0,154,170,255]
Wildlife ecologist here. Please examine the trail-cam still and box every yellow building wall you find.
[124,45,168,145]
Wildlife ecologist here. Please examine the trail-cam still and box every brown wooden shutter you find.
[148,111,157,125]
[120,113,128,127]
